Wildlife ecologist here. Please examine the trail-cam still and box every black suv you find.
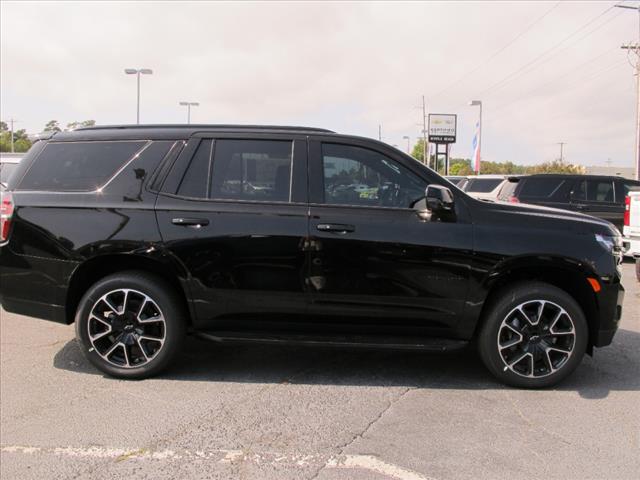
[503,174,640,230]
[0,125,625,388]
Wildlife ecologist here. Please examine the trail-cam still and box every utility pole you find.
[9,118,16,153]
[422,95,428,166]
[616,3,640,180]
[557,142,566,163]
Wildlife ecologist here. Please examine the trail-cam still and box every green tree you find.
[410,138,429,163]
[44,120,61,133]
[66,119,96,130]
[0,130,32,152]
[525,161,584,174]
[0,121,7,132]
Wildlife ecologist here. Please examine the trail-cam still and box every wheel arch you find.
[65,253,193,326]
[475,256,600,352]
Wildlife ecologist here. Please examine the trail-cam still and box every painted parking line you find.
[1,445,435,480]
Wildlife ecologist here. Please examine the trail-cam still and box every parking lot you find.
[0,262,637,480]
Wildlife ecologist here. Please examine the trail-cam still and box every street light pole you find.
[469,100,483,174]
[179,102,200,124]
[124,68,153,124]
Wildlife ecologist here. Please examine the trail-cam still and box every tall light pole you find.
[616,3,640,180]
[402,135,410,154]
[179,101,199,124]
[124,68,153,124]
[469,100,483,174]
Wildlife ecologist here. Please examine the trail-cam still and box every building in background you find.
[585,166,635,179]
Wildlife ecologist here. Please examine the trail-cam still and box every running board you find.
[194,331,469,352]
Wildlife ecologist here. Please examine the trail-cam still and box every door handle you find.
[172,217,210,228]
[316,223,355,234]
[574,205,587,210]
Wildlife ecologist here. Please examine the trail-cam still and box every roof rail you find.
[76,124,335,133]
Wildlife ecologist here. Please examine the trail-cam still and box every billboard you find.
[428,114,457,143]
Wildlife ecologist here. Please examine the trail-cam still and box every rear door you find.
[305,137,473,339]
[155,133,310,331]
[516,176,574,209]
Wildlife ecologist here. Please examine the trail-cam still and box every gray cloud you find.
[1,0,636,167]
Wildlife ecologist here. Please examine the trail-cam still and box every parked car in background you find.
[0,153,23,191]
[507,174,640,231]
[444,175,466,187]
[496,176,522,202]
[0,125,625,388]
[623,190,640,280]
[462,175,509,201]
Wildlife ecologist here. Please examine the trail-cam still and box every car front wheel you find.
[478,282,588,388]
[75,271,186,379]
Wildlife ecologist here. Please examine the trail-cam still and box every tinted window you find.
[465,178,503,193]
[519,177,565,197]
[322,143,426,208]
[19,141,145,191]
[176,140,212,198]
[623,180,640,196]
[210,140,293,202]
[574,180,615,202]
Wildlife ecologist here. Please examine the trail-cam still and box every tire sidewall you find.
[478,282,588,388]
[75,272,185,379]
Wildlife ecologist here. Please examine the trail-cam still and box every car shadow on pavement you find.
[53,328,640,399]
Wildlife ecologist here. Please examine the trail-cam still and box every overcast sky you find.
[1,0,638,167]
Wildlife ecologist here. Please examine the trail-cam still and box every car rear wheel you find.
[75,271,186,379]
[478,282,587,388]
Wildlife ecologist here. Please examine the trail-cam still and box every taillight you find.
[509,195,519,203]
[624,195,630,227]
[0,192,14,243]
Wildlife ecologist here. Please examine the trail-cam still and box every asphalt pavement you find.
[1,263,638,480]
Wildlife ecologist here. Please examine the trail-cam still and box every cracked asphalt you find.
[1,262,639,479]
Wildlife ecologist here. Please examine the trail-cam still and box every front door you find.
[156,134,309,331]
[305,138,473,339]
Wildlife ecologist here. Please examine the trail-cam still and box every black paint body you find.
[0,126,625,351]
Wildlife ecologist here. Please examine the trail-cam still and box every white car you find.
[0,153,23,191]
[462,175,511,201]
[623,190,640,280]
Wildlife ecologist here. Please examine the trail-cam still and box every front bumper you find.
[592,279,624,348]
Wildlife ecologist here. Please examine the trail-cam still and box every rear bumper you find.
[0,247,77,324]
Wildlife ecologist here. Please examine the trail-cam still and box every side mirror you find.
[412,184,455,221]
[425,184,454,213]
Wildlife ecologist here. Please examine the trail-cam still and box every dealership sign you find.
[428,114,457,143]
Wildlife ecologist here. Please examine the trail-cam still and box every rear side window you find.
[518,177,565,198]
[210,140,293,202]
[19,141,146,191]
[177,140,213,198]
[174,139,294,202]
[573,180,615,203]
[465,178,502,193]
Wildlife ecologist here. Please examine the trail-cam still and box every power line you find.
[474,4,620,98]
[431,1,561,101]
[490,47,623,115]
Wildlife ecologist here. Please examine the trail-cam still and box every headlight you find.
[595,234,616,252]
[595,234,625,263]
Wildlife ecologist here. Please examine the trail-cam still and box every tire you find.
[75,271,186,379]
[478,282,588,388]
